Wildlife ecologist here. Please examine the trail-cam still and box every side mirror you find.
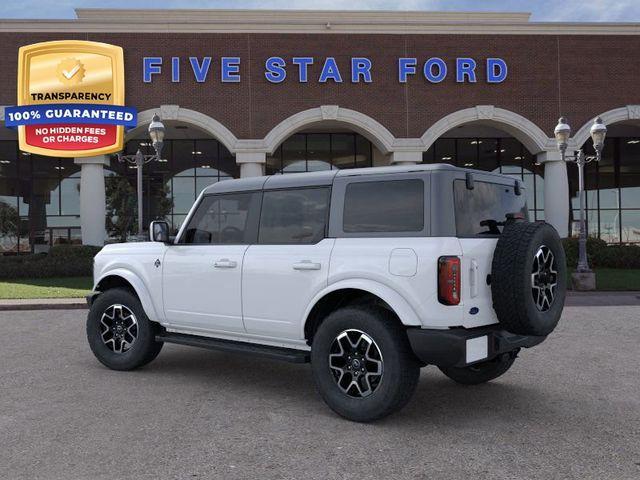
[150,221,170,243]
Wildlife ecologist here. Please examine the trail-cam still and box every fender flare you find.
[94,268,160,322]
[301,278,422,338]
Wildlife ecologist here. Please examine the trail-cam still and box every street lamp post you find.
[117,114,166,239]
[554,116,607,274]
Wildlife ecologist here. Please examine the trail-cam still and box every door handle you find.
[293,260,321,271]
[214,258,237,269]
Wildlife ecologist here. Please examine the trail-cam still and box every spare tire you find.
[491,221,566,336]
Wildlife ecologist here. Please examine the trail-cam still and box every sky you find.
[0,0,639,22]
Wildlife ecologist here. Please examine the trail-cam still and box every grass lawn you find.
[0,276,93,299]
[568,268,640,291]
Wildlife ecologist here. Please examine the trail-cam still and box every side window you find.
[259,188,330,244]
[454,180,529,236]
[181,192,260,244]
[343,179,424,233]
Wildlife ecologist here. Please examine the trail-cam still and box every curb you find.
[0,299,88,311]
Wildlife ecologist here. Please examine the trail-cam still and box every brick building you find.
[0,9,639,250]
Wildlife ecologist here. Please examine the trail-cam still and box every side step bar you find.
[156,332,310,364]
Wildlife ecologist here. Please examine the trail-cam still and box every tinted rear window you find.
[259,188,330,244]
[454,179,528,236]
[343,179,424,233]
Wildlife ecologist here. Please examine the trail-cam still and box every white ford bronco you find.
[87,164,566,422]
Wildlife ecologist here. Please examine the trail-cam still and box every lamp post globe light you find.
[117,113,166,240]
[554,116,607,290]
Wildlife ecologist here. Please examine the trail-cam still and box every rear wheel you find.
[311,306,420,422]
[438,353,516,385]
[87,288,163,371]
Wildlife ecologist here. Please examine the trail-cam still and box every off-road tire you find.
[87,288,163,371]
[311,306,420,422]
[439,354,516,385]
[491,221,567,336]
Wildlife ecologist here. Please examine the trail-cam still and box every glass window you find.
[307,134,331,172]
[266,146,282,175]
[355,135,372,168]
[194,139,219,176]
[343,180,424,233]
[31,155,59,178]
[620,137,640,209]
[499,138,523,174]
[259,188,330,244]
[435,138,455,164]
[456,138,478,168]
[282,135,306,173]
[330,134,354,169]
[0,141,18,177]
[599,210,620,243]
[182,192,260,245]
[60,177,80,215]
[477,138,499,171]
[172,140,195,177]
[172,177,195,214]
[454,180,528,236]
[422,145,435,164]
[621,210,640,244]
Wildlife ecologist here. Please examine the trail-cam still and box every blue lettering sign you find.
[398,58,417,83]
[456,58,477,83]
[171,57,180,83]
[292,57,314,82]
[424,58,447,83]
[189,57,211,83]
[487,58,508,83]
[319,57,342,83]
[265,56,287,83]
[351,58,372,83]
[143,57,162,83]
[221,57,241,83]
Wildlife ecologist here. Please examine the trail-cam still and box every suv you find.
[87,164,566,422]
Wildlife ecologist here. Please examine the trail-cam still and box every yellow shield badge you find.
[6,40,135,158]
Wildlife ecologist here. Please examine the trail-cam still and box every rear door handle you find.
[214,259,237,269]
[293,260,321,271]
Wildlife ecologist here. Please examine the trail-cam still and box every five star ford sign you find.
[4,40,137,158]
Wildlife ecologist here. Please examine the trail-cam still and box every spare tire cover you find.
[491,221,567,336]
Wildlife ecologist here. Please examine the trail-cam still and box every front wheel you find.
[311,306,420,422]
[87,288,163,371]
[438,353,516,385]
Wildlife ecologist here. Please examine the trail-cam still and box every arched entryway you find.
[419,106,568,236]
[261,106,394,174]
[570,107,640,244]
[119,114,240,236]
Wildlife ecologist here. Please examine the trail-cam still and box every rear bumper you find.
[406,325,546,368]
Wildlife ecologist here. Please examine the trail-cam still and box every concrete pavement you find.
[0,306,639,479]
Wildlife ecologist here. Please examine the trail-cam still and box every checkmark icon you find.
[62,64,80,79]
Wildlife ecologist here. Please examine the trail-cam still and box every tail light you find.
[438,256,461,305]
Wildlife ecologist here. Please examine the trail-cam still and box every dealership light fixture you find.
[553,116,607,275]
[117,113,166,239]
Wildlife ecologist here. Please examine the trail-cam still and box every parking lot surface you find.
[1,306,639,480]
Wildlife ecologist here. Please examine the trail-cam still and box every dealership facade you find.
[0,8,639,252]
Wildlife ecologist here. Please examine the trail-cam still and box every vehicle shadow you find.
[126,344,586,428]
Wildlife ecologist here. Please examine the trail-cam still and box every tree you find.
[0,201,20,253]
[105,176,174,242]
[151,180,173,224]
[105,176,137,242]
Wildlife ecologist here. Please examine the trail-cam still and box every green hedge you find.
[562,237,640,269]
[0,245,101,279]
